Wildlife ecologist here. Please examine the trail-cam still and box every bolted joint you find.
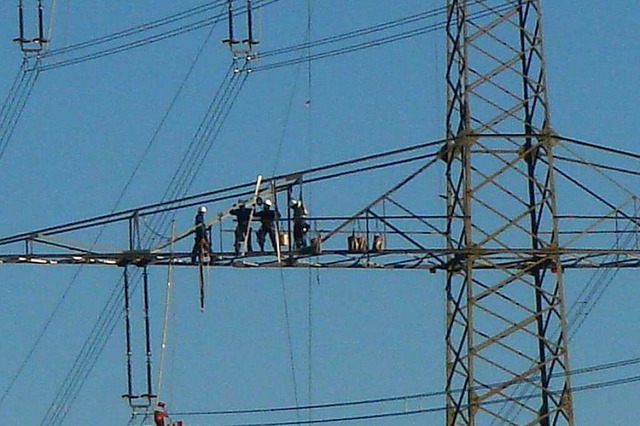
[439,130,478,162]
[537,127,559,150]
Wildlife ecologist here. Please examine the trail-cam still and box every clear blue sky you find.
[0,1,639,425]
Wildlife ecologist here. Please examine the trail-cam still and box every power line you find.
[163,369,640,425]
[258,4,450,59]
[171,355,640,417]
[558,135,640,161]
[142,64,248,243]
[38,0,283,72]
[43,1,227,58]
[0,136,446,246]
[33,7,238,422]
[37,11,255,421]
[35,21,226,422]
[4,130,638,249]
[252,2,513,72]
[0,59,40,163]
[108,8,221,214]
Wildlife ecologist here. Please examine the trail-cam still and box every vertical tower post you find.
[123,266,134,399]
[443,1,574,424]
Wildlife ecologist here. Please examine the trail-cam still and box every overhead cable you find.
[0,60,40,163]
[166,372,640,425]
[252,2,513,72]
[171,355,640,417]
[43,1,227,57]
[0,137,446,246]
[38,0,282,72]
[37,9,229,422]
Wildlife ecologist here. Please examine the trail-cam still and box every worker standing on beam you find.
[230,200,253,255]
[191,206,211,263]
[290,199,310,249]
[256,199,278,252]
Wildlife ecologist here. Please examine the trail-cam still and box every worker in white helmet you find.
[191,206,211,263]
[230,200,253,255]
[255,199,279,252]
[290,199,310,249]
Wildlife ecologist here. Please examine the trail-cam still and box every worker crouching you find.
[154,401,184,426]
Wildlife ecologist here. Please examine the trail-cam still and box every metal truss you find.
[2,2,640,424]
[444,1,573,424]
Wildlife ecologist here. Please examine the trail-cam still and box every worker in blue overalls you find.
[256,199,279,252]
[230,200,253,255]
[290,199,310,249]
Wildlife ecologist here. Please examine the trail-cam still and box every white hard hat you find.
[198,206,207,213]
[264,199,273,207]
[289,200,300,208]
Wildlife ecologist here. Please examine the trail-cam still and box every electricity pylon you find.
[4,1,640,424]
[442,1,573,424]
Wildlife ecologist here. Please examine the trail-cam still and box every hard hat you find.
[198,206,207,213]
[289,200,300,208]
[264,199,273,207]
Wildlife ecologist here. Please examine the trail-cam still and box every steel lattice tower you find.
[443,0,574,424]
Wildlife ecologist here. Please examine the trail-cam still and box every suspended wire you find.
[252,2,513,73]
[488,161,640,423]
[270,63,303,176]
[257,0,500,60]
[554,154,640,178]
[0,59,40,163]
[258,4,450,59]
[154,65,240,209]
[0,137,447,246]
[35,0,501,74]
[43,1,227,57]
[0,265,84,410]
[0,63,26,131]
[558,135,640,161]
[558,140,636,198]
[37,15,238,425]
[41,277,127,424]
[157,222,177,399]
[40,23,253,426]
[0,56,62,411]
[9,0,636,423]
[224,374,639,426]
[38,0,283,72]
[3,16,221,414]
[279,270,302,422]
[38,36,226,426]
[307,267,319,424]
[567,220,637,341]
[171,354,640,417]
[306,3,314,422]
[143,64,248,242]
[109,16,220,213]
[182,72,249,194]
[47,0,58,44]
[166,368,640,425]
